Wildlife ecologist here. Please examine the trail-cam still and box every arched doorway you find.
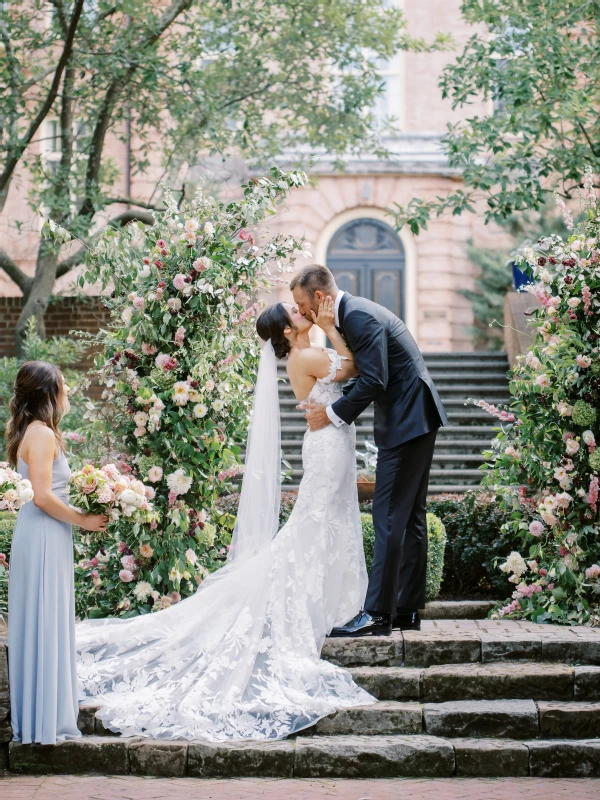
[326,218,405,319]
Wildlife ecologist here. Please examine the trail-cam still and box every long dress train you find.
[77,350,374,741]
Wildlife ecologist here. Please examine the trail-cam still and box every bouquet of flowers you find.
[0,462,34,512]
[70,463,155,526]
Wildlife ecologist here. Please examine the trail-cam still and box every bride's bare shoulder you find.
[287,346,330,379]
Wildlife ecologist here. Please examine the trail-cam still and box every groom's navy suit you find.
[331,293,448,615]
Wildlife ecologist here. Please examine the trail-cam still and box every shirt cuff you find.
[326,404,345,427]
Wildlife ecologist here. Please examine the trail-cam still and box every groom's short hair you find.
[290,264,336,298]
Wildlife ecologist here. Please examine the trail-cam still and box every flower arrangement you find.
[479,167,600,625]
[70,168,309,618]
[0,462,34,512]
[70,463,156,526]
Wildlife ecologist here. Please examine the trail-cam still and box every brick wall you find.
[0,296,111,358]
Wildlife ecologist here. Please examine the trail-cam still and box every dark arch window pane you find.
[326,219,405,319]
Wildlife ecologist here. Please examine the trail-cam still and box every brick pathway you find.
[1,776,600,799]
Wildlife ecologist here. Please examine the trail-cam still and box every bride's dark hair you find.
[256,303,297,359]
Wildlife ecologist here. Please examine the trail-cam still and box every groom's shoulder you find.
[345,295,395,321]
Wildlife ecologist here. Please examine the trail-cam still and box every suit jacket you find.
[331,294,448,449]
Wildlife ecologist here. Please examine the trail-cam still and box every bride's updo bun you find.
[256,303,296,359]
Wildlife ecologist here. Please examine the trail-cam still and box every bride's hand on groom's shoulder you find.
[310,295,335,332]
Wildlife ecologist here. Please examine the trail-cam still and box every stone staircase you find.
[279,351,511,494]
[3,617,600,778]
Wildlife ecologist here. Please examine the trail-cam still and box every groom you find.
[291,264,447,636]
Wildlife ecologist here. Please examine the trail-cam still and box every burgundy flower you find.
[161,248,168,256]
[154,260,164,269]
[143,447,152,456]
[157,281,167,289]
[190,268,199,280]
[564,275,573,284]
[184,275,192,283]
[548,257,557,265]
[164,357,178,371]
[537,257,547,266]
[189,380,199,389]
[143,257,150,265]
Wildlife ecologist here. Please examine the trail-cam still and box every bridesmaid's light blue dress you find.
[8,440,81,745]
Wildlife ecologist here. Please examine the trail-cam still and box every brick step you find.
[347,663,600,703]
[7,733,600,778]
[322,627,600,669]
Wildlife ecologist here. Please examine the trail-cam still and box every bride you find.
[76,296,375,742]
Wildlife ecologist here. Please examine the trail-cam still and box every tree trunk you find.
[14,242,59,358]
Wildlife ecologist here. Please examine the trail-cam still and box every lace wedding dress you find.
[76,347,374,741]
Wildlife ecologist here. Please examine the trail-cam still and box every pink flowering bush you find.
[72,168,309,618]
[481,168,600,625]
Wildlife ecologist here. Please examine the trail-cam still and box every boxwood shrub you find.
[361,511,446,602]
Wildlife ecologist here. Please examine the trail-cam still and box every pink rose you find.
[528,521,544,537]
[139,544,154,559]
[586,564,600,580]
[91,569,99,579]
[171,591,181,603]
[119,569,134,583]
[173,274,187,292]
[547,583,555,591]
[142,342,157,356]
[238,228,249,241]
[133,296,145,310]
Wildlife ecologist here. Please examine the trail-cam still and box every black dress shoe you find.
[392,610,421,631]
[329,610,392,638]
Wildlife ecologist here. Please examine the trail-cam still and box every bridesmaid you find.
[6,361,108,745]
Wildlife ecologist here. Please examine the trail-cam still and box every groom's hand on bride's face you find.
[297,402,331,431]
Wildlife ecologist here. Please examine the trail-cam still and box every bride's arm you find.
[310,296,358,381]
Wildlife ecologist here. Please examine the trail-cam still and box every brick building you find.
[0,0,507,354]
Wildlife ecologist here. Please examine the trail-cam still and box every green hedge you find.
[361,511,446,602]
[0,512,14,615]
[427,492,513,597]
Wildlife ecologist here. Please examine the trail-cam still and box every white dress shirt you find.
[325,291,346,427]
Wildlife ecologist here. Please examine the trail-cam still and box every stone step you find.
[322,626,600,669]
[287,468,484,482]
[77,698,600,741]
[312,699,600,740]
[286,452,487,465]
[280,423,499,438]
[282,439,496,452]
[7,733,600,778]
[348,663,600,703]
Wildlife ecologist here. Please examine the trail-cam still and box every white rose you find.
[193,403,208,419]
[567,297,581,308]
[203,221,215,237]
[121,307,133,325]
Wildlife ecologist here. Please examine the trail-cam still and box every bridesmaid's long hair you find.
[5,361,66,467]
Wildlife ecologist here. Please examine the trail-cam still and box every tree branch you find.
[105,196,162,210]
[78,0,193,221]
[577,121,600,159]
[0,0,85,212]
[0,248,33,294]
[55,209,155,279]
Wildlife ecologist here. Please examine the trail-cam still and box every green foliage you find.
[390,0,600,234]
[0,318,93,464]
[427,493,514,597]
[477,178,600,625]
[73,169,309,617]
[360,511,447,602]
[0,512,15,615]
[425,512,447,602]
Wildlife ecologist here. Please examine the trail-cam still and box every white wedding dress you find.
[76,347,374,741]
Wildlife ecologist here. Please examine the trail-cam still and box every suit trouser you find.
[364,429,438,616]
